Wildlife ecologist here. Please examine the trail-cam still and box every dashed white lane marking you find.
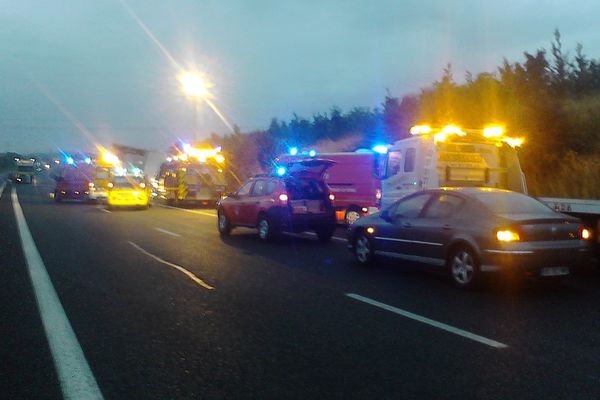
[346,293,509,349]
[128,241,214,290]
[11,188,104,399]
[99,208,111,214]
[154,227,181,238]
[158,204,217,218]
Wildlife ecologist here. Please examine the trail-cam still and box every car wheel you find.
[354,231,374,265]
[448,246,480,289]
[257,216,273,241]
[54,191,62,203]
[316,226,335,242]
[217,210,232,236]
[345,207,361,225]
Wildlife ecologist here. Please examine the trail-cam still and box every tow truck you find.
[157,144,227,206]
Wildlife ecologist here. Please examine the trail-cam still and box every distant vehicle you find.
[217,159,337,242]
[277,151,384,225]
[14,159,36,184]
[158,145,227,206]
[53,165,93,202]
[88,165,112,202]
[106,176,150,210]
[347,188,591,289]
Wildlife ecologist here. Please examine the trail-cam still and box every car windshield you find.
[473,191,555,214]
[112,176,144,189]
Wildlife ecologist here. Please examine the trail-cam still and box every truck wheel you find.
[217,210,232,236]
[345,207,362,225]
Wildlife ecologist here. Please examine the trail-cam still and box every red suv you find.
[217,159,337,242]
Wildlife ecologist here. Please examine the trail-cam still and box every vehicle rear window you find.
[285,178,326,200]
[473,191,554,214]
[112,177,143,188]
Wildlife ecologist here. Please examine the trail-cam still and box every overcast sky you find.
[2,0,600,153]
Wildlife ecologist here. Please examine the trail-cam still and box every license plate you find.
[540,267,570,277]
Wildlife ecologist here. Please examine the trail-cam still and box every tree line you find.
[211,30,600,197]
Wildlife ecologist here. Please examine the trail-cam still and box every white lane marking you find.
[154,227,181,237]
[346,293,509,349]
[301,231,347,242]
[11,188,104,399]
[158,204,217,218]
[0,180,6,198]
[99,208,111,214]
[128,241,214,290]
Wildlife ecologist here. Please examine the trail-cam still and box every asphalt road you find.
[2,177,600,399]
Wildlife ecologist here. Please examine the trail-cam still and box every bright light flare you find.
[483,126,504,138]
[496,229,520,242]
[372,145,388,154]
[581,228,591,240]
[410,125,433,135]
[502,137,524,148]
[308,150,317,157]
[102,151,119,165]
[277,167,286,176]
[289,147,299,156]
[178,72,211,99]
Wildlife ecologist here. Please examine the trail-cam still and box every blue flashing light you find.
[66,156,75,165]
[372,145,388,154]
[276,166,287,176]
[289,147,299,156]
[308,149,317,157]
[84,157,92,164]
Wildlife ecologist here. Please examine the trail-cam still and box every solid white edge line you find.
[157,204,217,218]
[11,188,104,399]
[0,180,6,199]
[154,227,181,238]
[346,293,509,349]
[128,241,214,290]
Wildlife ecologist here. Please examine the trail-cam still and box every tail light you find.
[279,193,289,203]
[580,226,591,240]
[328,194,335,201]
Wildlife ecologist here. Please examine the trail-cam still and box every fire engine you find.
[157,144,227,206]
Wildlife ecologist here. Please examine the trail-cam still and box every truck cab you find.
[381,126,527,207]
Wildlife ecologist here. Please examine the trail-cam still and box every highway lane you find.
[3,179,600,398]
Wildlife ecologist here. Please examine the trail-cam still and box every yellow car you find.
[107,176,150,209]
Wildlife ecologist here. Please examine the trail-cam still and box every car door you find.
[228,181,254,225]
[373,193,432,256]
[403,193,466,265]
[245,179,267,225]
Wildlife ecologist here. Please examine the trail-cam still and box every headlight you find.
[496,230,520,242]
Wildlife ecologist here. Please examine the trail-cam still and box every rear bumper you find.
[480,241,591,276]
[272,210,336,232]
[107,191,149,207]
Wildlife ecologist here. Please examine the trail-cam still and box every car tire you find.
[448,245,480,289]
[54,191,62,203]
[257,216,274,242]
[354,231,374,265]
[217,209,232,236]
[345,207,362,225]
[316,226,335,242]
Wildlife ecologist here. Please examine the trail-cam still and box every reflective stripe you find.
[484,249,534,255]
[374,250,445,267]
[374,236,443,247]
